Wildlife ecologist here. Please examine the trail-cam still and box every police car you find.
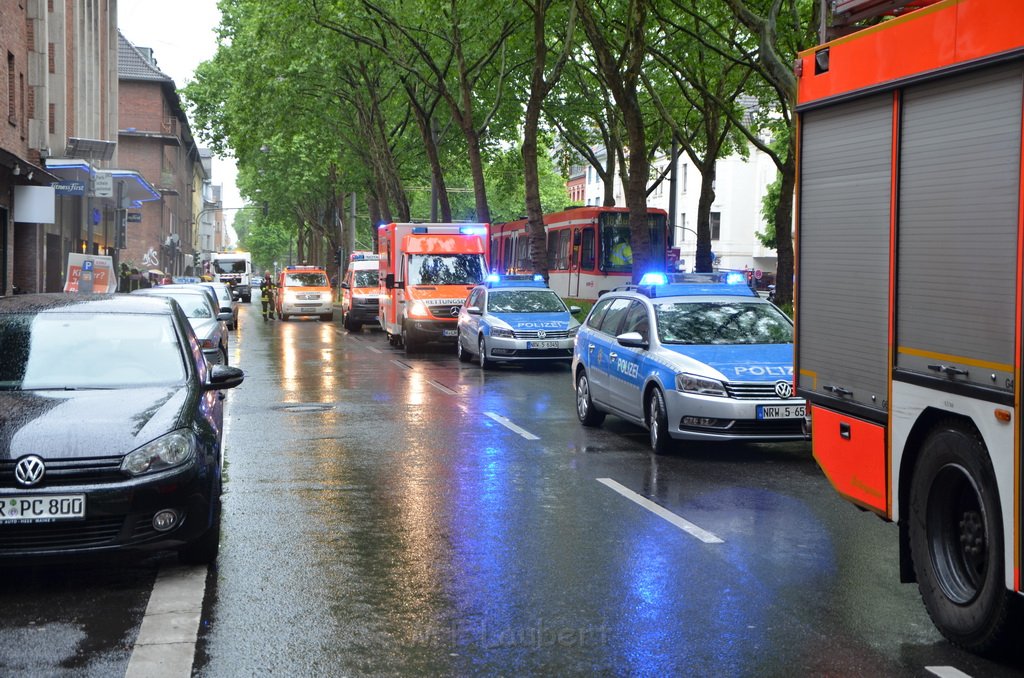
[457,274,582,369]
[572,272,808,454]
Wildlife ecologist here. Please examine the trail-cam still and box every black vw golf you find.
[0,294,243,563]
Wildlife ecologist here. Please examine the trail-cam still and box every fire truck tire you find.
[320,313,333,322]
[908,422,1017,654]
[648,387,672,455]
[575,370,605,427]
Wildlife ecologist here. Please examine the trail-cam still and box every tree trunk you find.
[695,162,716,272]
[773,153,795,306]
[602,145,617,207]
[523,96,547,280]
[406,85,452,223]
[464,123,491,223]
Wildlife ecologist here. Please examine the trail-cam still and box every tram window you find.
[516,236,530,272]
[580,228,595,270]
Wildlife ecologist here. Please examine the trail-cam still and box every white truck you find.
[210,251,253,302]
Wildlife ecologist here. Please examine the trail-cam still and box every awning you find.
[44,159,160,207]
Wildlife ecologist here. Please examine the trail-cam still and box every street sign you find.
[93,171,113,197]
[127,212,142,222]
[754,269,763,280]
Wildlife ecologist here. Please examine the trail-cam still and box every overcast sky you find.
[118,1,241,236]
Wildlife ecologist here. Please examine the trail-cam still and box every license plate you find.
[442,329,458,337]
[757,404,806,420]
[0,495,86,523]
[298,306,317,312]
[298,294,318,300]
[528,341,560,349]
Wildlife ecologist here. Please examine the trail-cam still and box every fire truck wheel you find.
[402,323,419,354]
[575,370,605,427]
[648,387,672,455]
[909,422,1016,654]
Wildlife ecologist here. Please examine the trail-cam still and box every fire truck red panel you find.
[811,406,889,516]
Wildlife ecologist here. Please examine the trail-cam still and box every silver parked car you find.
[132,287,229,365]
[198,282,239,330]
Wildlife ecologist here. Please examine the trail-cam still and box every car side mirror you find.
[217,312,233,322]
[617,331,648,349]
[569,306,582,315]
[341,282,350,289]
[466,306,483,316]
[204,364,244,391]
[385,273,397,289]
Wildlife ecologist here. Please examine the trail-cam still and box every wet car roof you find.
[0,293,177,315]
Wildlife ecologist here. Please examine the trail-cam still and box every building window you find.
[7,52,15,123]
[710,212,721,240]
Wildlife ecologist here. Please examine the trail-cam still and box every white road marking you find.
[597,478,724,544]
[926,668,973,678]
[428,379,458,395]
[367,346,383,354]
[391,359,413,370]
[484,412,540,440]
[125,565,208,677]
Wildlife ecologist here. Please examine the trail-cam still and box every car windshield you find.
[354,270,379,287]
[488,290,567,313]
[655,301,793,345]
[147,292,213,318]
[285,272,329,287]
[212,259,247,274]
[407,254,486,286]
[0,312,186,390]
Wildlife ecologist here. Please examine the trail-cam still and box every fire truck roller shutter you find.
[895,64,1022,394]
[798,93,893,415]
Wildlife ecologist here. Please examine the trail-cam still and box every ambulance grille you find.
[725,382,787,400]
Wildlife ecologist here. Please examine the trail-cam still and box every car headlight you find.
[675,373,728,397]
[121,430,196,476]
[409,300,430,318]
[567,326,579,338]
[490,327,514,338]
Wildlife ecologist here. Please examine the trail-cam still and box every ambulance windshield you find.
[407,254,486,286]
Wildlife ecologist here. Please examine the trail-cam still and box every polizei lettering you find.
[734,365,794,377]
[616,358,639,379]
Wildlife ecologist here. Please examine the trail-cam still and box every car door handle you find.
[609,352,618,360]
[588,344,595,352]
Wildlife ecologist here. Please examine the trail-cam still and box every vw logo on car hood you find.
[774,380,794,399]
[14,455,46,487]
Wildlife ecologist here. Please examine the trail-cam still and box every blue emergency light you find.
[460,225,488,236]
[485,273,547,289]
[411,226,428,234]
[635,270,756,298]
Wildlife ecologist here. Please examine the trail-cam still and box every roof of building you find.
[117,31,173,82]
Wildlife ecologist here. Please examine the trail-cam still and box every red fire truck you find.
[378,223,489,353]
[795,0,1024,652]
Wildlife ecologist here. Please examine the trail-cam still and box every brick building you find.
[117,31,202,277]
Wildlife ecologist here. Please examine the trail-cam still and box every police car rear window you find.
[655,301,792,345]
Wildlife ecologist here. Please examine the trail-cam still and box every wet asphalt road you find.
[4,300,1024,676]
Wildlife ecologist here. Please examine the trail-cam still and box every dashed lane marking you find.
[597,478,724,544]
[428,380,458,395]
[391,359,413,370]
[367,346,384,354]
[926,668,972,678]
[484,412,540,440]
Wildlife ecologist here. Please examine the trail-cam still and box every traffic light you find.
[333,248,342,266]
[262,201,268,216]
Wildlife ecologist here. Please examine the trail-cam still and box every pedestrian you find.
[261,269,276,321]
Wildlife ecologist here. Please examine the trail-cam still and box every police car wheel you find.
[648,388,672,455]
[575,370,605,427]
[478,337,492,370]
[909,421,1017,653]
[457,335,471,362]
